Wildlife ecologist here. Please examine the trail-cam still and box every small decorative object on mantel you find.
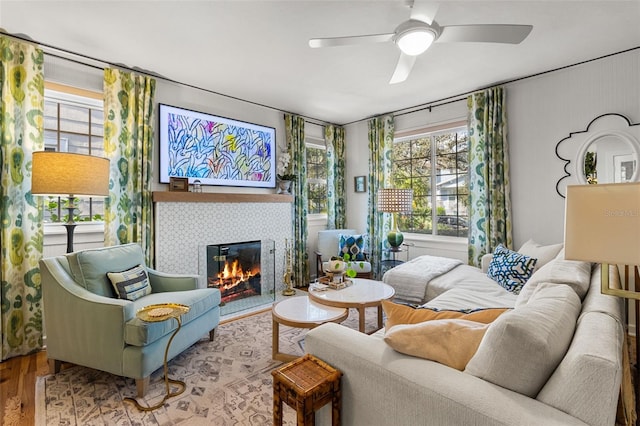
[282,238,296,296]
[276,151,295,195]
[169,177,189,192]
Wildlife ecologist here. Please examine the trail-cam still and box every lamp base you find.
[64,223,77,254]
[387,230,404,248]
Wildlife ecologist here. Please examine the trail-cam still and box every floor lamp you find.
[32,152,110,253]
[564,182,640,425]
[377,188,413,248]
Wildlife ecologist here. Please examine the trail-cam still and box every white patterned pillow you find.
[487,245,537,294]
[107,264,152,301]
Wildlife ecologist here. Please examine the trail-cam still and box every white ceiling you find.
[1,1,639,125]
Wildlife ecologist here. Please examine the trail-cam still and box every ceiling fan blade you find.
[389,53,417,84]
[409,0,439,25]
[309,33,394,48]
[437,24,533,44]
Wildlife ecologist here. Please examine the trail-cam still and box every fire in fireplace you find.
[207,240,262,304]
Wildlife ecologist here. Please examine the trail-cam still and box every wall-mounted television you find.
[158,103,276,188]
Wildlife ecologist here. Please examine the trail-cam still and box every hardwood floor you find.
[0,350,48,425]
[1,337,636,426]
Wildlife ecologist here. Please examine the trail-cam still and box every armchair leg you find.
[209,328,216,341]
[136,376,150,398]
[48,358,62,374]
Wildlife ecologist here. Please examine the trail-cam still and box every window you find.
[43,86,105,222]
[306,140,328,215]
[391,125,469,237]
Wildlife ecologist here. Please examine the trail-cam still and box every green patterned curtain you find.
[468,86,513,267]
[284,114,309,287]
[367,115,394,279]
[0,37,45,360]
[103,69,156,266]
[325,124,346,229]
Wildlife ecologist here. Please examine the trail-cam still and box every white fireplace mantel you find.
[153,191,293,294]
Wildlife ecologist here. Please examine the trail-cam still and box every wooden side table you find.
[272,354,342,426]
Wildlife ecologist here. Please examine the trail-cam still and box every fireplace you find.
[207,240,262,303]
[200,239,275,316]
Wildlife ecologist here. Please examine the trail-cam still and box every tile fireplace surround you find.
[153,192,293,309]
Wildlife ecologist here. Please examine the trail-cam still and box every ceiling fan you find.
[308,1,533,84]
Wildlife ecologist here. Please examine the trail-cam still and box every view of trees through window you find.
[306,143,328,214]
[391,126,469,237]
[43,89,105,222]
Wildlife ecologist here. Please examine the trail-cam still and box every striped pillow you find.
[107,264,152,301]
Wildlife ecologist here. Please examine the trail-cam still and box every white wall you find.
[508,49,640,246]
[344,49,640,261]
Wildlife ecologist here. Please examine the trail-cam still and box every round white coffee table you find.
[309,278,395,334]
[272,296,348,362]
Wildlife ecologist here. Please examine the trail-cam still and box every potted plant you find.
[277,152,296,194]
[330,253,359,279]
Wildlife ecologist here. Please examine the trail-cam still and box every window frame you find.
[43,82,105,223]
[392,120,469,240]
[305,136,329,217]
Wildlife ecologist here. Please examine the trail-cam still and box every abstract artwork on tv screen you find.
[159,104,276,188]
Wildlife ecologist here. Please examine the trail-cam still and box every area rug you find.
[35,306,378,425]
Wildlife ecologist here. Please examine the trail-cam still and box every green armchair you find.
[40,243,221,397]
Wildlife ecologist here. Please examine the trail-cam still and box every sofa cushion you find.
[382,300,508,330]
[517,239,564,272]
[338,234,366,261]
[124,288,218,346]
[486,245,537,294]
[515,258,591,307]
[384,319,489,371]
[68,243,146,298]
[108,264,152,301]
[465,283,581,397]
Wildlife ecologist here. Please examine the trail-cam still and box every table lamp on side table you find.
[32,152,110,253]
[377,188,413,248]
[564,182,640,425]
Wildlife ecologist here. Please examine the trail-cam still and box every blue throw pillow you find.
[487,245,537,294]
[338,234,366,261]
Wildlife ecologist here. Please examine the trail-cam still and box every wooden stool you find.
[272,354,342,425]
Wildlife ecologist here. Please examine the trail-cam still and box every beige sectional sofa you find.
[305,244,625,426]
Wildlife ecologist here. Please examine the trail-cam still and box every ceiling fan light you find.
[396,29,435,56]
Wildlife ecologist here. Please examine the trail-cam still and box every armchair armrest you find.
[147,268,200,292]
[40,257,135,374]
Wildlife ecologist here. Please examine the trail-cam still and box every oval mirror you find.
[578,131,640,184]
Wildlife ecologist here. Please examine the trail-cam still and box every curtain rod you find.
[0,30,336,130]
[341,45,640,127]
[3,30,638,129]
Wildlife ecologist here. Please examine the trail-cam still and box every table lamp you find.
[377,188,413,248]
[32,152,110,253]
[564,182,640,298]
